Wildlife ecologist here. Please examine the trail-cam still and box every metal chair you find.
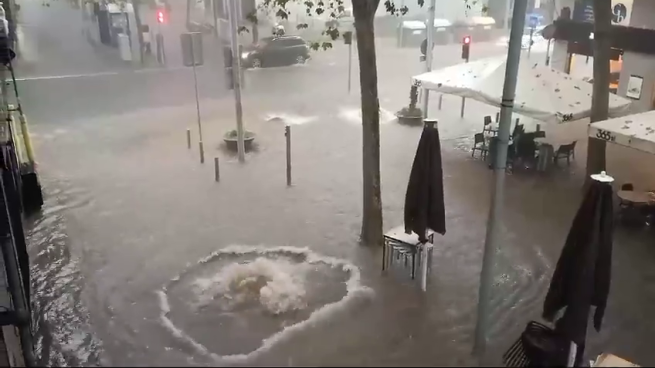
[472,133,488,159]
[618,183,633,208]
[554,142,576,165]
[483,116,497,135]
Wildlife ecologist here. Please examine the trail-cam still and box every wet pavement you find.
[16,2,655,367]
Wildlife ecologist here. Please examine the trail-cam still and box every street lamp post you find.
[421,0,436,118]
[473,0,529,361]
[227,0,245,162]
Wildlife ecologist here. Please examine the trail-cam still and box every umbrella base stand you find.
[382,226,435,292]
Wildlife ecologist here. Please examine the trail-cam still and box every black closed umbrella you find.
[542,171,614,366]
[404,119,446,242]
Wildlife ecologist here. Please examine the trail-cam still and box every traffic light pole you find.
[460,55,468,117]
[473,0,528,361]
[420,0,436,118]
[228,0,245,163]
[156,21,166,65]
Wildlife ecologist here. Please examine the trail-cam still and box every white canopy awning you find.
[412,57,634,124]
[588,110,655,155]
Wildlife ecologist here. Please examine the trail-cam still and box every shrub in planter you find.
[223,129,256,151]
[396,85,423,125]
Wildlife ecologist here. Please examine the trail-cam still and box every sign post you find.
[344,31,353,94]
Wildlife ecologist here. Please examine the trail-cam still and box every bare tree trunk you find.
[585,0,612,186]
[353,0,383,247]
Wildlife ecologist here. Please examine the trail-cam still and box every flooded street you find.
[24,93,655,365]
[14,0,655,365]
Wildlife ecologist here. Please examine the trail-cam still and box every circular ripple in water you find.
[157,245,373,365]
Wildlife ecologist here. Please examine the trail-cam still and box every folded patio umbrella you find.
[542,172,614,366]
[404,120,446,242]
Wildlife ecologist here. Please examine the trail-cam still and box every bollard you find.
[199,141,205,164]
[460,97,466,118]
[214,157,220,182]
[285,125,291,186]
[187,129,191,149]
[438,94,443,110]
[496,112,500,122]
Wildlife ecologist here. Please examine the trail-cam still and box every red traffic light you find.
[463,36,471,44]
[157,10,166,24]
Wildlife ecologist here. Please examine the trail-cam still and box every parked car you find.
[325,7,354,30]
[241,35,310,68]
[506,25,546,49]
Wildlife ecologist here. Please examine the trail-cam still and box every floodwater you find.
[15,1,655,364]
[24,96,655,366]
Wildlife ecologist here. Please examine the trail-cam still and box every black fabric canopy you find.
[543,177,614,364]
[404,121,446,242]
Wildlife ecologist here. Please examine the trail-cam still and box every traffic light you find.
[157,9,166,24]
[461,35,471,61]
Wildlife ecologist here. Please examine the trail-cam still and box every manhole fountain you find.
[157,245,373,365]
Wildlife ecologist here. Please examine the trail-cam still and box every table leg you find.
[427,245,433,275]
[411,253,416,279]
[382,240,387,272]
[420,245,428,292]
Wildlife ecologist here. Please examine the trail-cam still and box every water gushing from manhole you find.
[157,245,373,365]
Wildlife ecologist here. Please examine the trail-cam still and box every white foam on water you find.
[157,245,373,365]
[264,113,318,126]
[339,107,397,125]
[193,257,308,315]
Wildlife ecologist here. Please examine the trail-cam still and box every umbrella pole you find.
[473,0,528,361]
[567,341,577,367]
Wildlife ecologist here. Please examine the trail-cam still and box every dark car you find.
[240,36,310,68]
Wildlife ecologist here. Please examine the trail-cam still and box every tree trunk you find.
[585,0,612,186]
[353,0,383,247]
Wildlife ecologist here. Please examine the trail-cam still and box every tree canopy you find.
[245,0,482,50]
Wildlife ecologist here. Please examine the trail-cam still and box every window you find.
[282,38,304,46]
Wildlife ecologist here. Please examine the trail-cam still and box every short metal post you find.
[214,157,220,182]
[186,128,191,149]
[460,96,466,118]
[438,94,443,110]
[347,41,352,93]
[496,112,500,122]
[199,141,204,164]
[285,125,291,186]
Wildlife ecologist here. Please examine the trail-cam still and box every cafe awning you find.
[588,110,655,155]
[412,56,633,124]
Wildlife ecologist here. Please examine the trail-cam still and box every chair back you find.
[621,183,634,191]
[474,133,484,144]
[534,130,546,138]
[557,143,574,154]
[484,115,492,126]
